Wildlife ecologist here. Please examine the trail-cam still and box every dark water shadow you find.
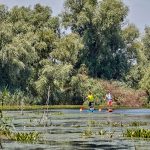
[40,140,133,150]
[46,128,81,134]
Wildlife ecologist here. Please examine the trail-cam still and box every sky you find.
[0,0,150,33]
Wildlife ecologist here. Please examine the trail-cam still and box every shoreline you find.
[0,105,150,111]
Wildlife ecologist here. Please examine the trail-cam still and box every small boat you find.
[87,107,95,112]
[80,107,95,112]
[108,108,113,112]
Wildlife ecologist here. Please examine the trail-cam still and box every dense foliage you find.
[0,0,149,106]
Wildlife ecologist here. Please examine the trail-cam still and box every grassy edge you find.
[0,104,149,111]
[0,105,81,111]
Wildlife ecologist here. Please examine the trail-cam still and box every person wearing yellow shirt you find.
[86,91,94,110]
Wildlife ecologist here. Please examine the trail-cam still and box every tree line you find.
[0,0,150,105]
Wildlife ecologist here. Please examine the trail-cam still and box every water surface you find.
[1,108,150,150]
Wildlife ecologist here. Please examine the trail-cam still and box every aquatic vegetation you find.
[98,129,107,135]
[0,124,12,139]
[112,122,124,127]
[129,121,148,126]
[0,125,40,143]
[104,121,148,127]
[123,128,150,139]
[88,120,99,127]
[12,132,40,143]
[81,129,93,137]
[0,117,15,139]
[0,117,40,143]
[108,130,116,138]
[81,120,94,137]
[104,121,124,127]
[2,109,150,149]
[51,112,64,115]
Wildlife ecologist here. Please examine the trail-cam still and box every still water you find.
[1,108,150,150]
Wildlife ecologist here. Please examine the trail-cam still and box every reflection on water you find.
[1,109,150,150]
[114,109,150,115]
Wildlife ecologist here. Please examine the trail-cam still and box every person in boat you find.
[105,90,113,109]
[86,91,95,110]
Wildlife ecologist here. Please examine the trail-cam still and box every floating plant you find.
[123,128,150,139]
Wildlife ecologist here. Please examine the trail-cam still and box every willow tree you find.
[139,27,150,101]
[62,0,133,79]
[0,4,60,94]
[35,33,83,104]
[125,26,150,103]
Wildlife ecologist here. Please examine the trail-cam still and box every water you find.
[1,109,150,150]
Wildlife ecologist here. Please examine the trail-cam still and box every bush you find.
[100,80,147,107]
[0,88,41,105]
[70,74,105,105]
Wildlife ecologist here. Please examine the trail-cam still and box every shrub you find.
[100,80,147,107]
[70,74,105,105]
[0,88,41,105]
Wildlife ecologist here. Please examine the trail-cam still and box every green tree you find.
[139,66,150,102]
[70,64,105,105]
[50,33,83,65]
[122,24,140,63]
[62,0,130,79]
[0,4,8,22]
[126,26,150,103]
[35,33,83,104]
[31,4,52,28]
[142,27,150,61]
[35,61,73,104]
[138,27,150,101]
